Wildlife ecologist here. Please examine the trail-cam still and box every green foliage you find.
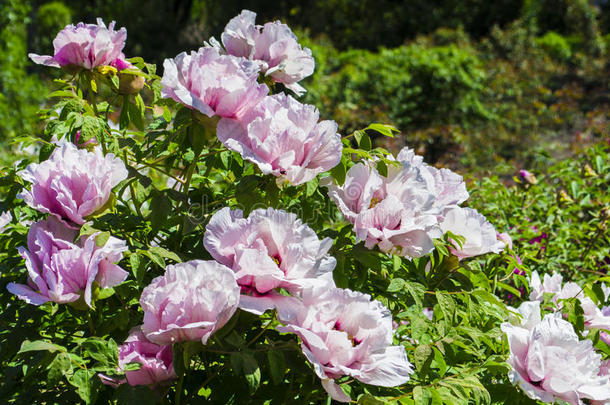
[470,144,610,291]
[536,31,572,61]
[304,43,488,154]
[0,0,45,144]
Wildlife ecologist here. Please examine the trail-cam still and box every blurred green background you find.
[1,0,609,175]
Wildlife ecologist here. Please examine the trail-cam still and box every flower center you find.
[333,321,361,346]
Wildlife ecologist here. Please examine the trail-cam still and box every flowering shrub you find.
[0,9,608,405]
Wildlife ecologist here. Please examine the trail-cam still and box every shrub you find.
[536,31,572,62]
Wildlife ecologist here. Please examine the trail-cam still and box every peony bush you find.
[0,10,608,405]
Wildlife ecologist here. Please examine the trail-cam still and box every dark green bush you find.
[0,0,45,143]
[305,44,489,136]
[536,31,572,61]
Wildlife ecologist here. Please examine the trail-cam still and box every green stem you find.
[175,373,184,405]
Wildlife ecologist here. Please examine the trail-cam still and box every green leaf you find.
[435,291,456,324]
[366,123,399,138]
[162,105,172,122]
[404,281,425,308]
[359,133,372,151]
[19,340,66,354]
[358,394,386,404]
[413,386,431,405]
[387,277,406,292]
[47,352,73,383]
[148,246,181,263]
[267,350,286,385]
[330,159,347,185]
[306,176,319,197]
[69,369,97,404]
[414,345,433,373]
[95,232,110,247]
[129,253,147,283]
[81,338,118,368]
[231,352,260,393]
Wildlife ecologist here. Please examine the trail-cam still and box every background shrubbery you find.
[2,0,609,173]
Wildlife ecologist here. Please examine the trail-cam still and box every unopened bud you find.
[519,170,537,185]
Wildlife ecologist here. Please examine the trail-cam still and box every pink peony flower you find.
[161,47,268,119]
[29,18,127,70]
[7,217,128,306]
[396,147,469,211]
[324,156,441,258]
[221,10,314,95]
[118,329,176,386]
[277,287,413,402]
[557,282,610,333]
[18,143,128,225]
[0,211,11,233]
[528,272,610,334]
[439,206,505,259]
[203,207,336,315]
[528,271,563,301]
[502,302,610,404]
[217,93,342,185]
[140,260,240,345]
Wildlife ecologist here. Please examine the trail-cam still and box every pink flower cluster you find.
[161,10,341,186]
[29,18,127,70]
[10,143,130,308]
[528,271,610,335]
[7,216,127,307]
[220,10,314,95]
[203,207,412,401]
[324,147,505,259]
[103,260,240,387]
[502,301,610,404]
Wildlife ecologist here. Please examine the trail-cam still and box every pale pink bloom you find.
[496,232,513,250]
[601,307,610,346]
[278,287,412,402]
[29,18,126,70]
[439,206,505,259]
[217,93,341,185]
[221,10,314,95]
[119,329,176,386]
[18,143,128,225]
[422,307,434,321]
[140,260,240,345]
[528,271,563,301]
[529,273,610,335]
[323,159,441,258]
[0,211,11,233]
[7,217,128,306]
[396,147,469,211]
[204,207,336,315]
[161,47,268,119]
[557,282,610,333]
[502,303,610,405]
